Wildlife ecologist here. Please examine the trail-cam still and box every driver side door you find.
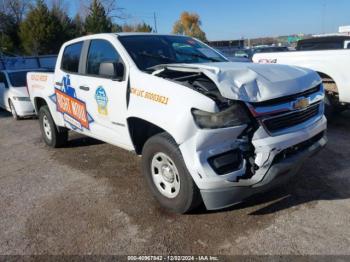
[74,39,133,148]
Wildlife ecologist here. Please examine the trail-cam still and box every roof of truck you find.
[115,33,187,37]
[298,36,350,44]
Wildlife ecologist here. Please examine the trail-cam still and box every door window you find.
[86,40,121,77]
[61,42,83,73]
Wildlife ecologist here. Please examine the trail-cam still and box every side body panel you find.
[27,72,61,122]
[126,67,217,145]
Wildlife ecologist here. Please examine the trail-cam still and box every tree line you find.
[0,0,207,56]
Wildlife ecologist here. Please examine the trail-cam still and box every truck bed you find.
[27,72,55,111]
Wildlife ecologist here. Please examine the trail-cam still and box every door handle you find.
[79,86,90,91]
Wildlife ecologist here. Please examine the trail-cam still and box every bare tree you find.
[2,0,32,24]
[80,0,126,21]
[101,0,125,19]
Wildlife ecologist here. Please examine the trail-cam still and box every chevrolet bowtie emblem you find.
[293,97,310,110]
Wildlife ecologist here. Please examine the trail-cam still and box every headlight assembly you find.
[191,103,251,129]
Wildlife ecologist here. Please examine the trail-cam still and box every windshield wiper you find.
[175,50,221,62]
[139,51,175,63]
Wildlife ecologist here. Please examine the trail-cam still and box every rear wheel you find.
[9,100,19,120]
[323,81,347,118]
[39,105,68,148]
[142,133,202,213]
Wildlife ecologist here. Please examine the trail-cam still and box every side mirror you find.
[99,61,125,81]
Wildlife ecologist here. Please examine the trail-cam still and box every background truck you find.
[27,33,327,213]
[253,37,350,115]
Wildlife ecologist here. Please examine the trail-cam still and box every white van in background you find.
[0,69,46,119]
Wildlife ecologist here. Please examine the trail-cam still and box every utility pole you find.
[153,12,158,33]
[322,1,326,34]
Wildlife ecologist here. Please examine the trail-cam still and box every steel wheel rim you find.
[43,115,52,140]
[151,152,180,198]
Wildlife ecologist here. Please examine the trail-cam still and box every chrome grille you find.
[248,84,324,135]
[263,103,320,133]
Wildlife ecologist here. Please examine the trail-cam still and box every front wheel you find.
[142,133,202,213]
[39,105,68,148]
[9,100,19,120]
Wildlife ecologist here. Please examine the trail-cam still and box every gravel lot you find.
[0,108,350,256]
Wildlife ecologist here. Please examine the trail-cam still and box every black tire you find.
[142,133,202,213]
[38,105,68,148]
[324,93,334,119]
[324,93,347,119]
[9,100,19,120]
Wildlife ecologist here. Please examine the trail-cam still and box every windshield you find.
[8,71,29,87]
[118,35,228,71]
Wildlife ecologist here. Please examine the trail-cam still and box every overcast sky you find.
[64,0,350,40]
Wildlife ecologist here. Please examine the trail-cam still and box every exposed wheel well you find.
[127,117,167,155]
[316,72,338,93]
[34,97,48,113]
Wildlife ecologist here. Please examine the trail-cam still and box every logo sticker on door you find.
[49,75,94,131]
[95,86,108,116]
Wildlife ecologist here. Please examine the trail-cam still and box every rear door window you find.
[61,42,83,73]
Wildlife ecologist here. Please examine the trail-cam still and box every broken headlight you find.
[192,103,251,129]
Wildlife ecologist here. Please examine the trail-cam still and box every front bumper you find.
[200,133,327,210]
[179,115,327,210]
[12,100,35,117]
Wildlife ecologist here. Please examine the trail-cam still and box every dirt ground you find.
[0,108,350,256]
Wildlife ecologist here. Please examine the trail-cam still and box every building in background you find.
[208,34,309,49]
[209,39,245,49]
[339,25,350,35]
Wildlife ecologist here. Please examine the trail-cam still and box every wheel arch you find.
[127,117,176,155]
[33,97,48,113]
[316,71,339,93]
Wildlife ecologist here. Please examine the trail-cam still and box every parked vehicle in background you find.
[215,46,289,62]
[0,55,57,71]
[296,36,350,51]
[28,33,327,213]
[253,42,350,116]
[0,69,50,119]
[213,47,251,62]
[253,46,289,54]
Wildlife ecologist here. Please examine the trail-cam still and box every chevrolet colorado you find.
[27,33,327,213]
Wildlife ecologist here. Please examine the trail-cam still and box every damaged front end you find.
[152,63,327,210]
[152,64,262,183]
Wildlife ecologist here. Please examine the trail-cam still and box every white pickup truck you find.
[253,48,350,115]
[27,33,327,213]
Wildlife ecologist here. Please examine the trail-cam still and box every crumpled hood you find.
[158,62,321,102]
